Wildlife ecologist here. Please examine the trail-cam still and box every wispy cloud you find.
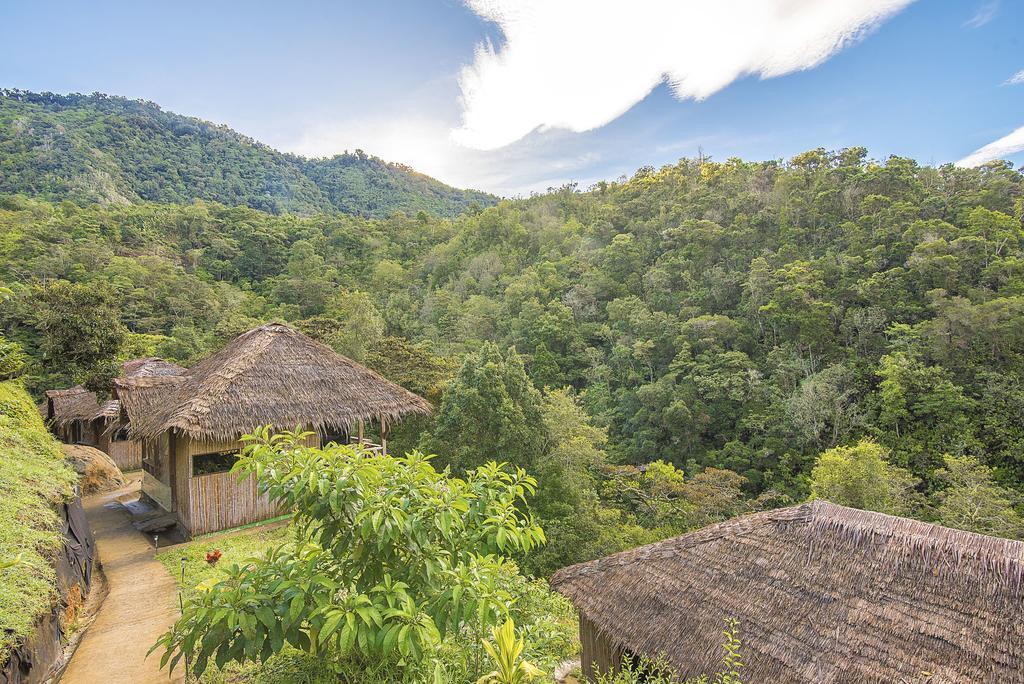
[1004,70,1024,86]
[452,0,915,150]
[956,125,1024,167]
[964,1,999,28]
[283,116,610,196]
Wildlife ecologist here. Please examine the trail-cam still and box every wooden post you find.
[357,419,364,444]
[380,416,388,455]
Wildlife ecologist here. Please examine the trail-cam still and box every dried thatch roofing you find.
[44,386,99,427]
[550,501,1024,683]
[43,357,187,427]
[121,357,187,378]
[116,323,431,440]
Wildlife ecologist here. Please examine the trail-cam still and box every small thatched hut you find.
[44,386,101,445]
[551,501,1024,683]
[43,358,187,470]
[115,323,431,536]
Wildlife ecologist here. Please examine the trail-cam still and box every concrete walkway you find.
[61,474,184,684]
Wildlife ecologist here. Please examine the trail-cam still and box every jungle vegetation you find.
[3,148,1024,578]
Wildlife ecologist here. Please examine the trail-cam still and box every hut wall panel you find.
[107,440,143,471]
[141,433,172,510]
[580,614,623,681]
[183,432,318,536]
[188,471,282,536]
[173,435,192,531]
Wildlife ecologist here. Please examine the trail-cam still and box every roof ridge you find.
[552,501,1024,588]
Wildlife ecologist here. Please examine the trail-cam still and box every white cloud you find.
[452,0,915,150]
[956,125,1024,167]
[1004,70,1024,86]
[964,1,999,28]
[283,116,610,196]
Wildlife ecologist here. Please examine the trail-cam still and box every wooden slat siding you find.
[580,614,624,681]
[184,431,320,536]
[107,440,143,471]
[188,471,283,536]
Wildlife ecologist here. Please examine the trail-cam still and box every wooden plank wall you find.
[188,471,283,536]
[107,440,143,471]
[580,614,624,681]
[184,431,318,536]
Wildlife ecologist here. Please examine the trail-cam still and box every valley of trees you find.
[3,147,1024,578]
[0,90,494,217]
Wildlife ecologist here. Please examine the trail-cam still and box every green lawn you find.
[0,380,77,660]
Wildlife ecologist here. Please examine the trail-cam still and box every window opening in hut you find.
[192,449,240,477]
[71,421,83,444]
[112,426,130,442]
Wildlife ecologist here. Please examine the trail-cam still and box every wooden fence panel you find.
[187,471,283,536]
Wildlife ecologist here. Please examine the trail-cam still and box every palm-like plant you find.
[476,618,545,684]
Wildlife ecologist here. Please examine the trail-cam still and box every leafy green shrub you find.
[476,618,545,683]
[153,429,547,677]
[595,618,743,684]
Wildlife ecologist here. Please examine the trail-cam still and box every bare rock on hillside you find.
[61,444,126,495]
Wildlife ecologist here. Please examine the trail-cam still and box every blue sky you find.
[1,1,1022,195]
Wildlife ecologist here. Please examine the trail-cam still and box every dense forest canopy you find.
[3,147,1024,574]
[0,90,494,217]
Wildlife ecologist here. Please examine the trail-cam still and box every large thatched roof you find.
[116,323,431,440]
[550,501,1024,683]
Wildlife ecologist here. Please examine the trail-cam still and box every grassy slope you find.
[0,380,76,659]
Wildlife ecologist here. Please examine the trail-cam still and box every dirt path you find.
[61,474,184,684]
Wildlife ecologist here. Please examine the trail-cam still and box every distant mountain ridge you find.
[0,90,494,217]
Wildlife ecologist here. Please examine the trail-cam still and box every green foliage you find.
[0,380,77,660]
[422,343,546,474]
[475,619,545,684]
[12,280,127,390]
[159,525,577,683]
[0,90,494,218]
[934,455,1024,538]
[0,333,26,379]
[809,440,921,515]
[594,618,743,684]
[153,429,547,677]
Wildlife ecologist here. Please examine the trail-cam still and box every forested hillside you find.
[0,90,493,217]
[3,148,1024,573]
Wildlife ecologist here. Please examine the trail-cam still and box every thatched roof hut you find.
[44,386,100,429]
[118,323,431,441]
[44,357,187,429]
[551,500,1024,683]
[43,358,187,466]
[114,323,432,536]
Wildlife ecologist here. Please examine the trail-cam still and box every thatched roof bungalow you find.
[43,358,187,470]
[551,501,1024,683]
[115,323,431,536]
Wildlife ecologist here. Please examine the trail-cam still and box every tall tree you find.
[421,343,546,473]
